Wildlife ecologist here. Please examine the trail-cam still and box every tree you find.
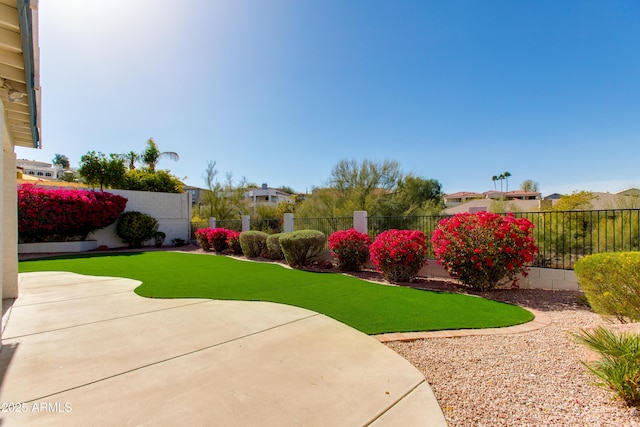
[553,191,596,211]
[78,151,126,190]
[521,179,539,192]
[123,151,140,171]
[141,138,179,172]
[121,169,183,193]
[52,154,70,169]
[503,171,512,192]
[328,158,402,214]
[386,174,443,215]
[198,161,248,220]
[492,175,498,190]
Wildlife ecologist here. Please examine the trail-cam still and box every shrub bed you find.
[575,326,640,407]
[17,184,127,242]
[574,252,640,323]
[266,233,284,260]
[117,211,159,248]
[279,230,325,267]
[431,212,539,291]
[239,230,269,258]
[328,229,371,271]
[226,231,243,255]
[370,229,428,282]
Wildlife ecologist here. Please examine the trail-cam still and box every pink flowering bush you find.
[328,229,372,271]
[226,231,243,255]
[431,212,539,291]
[18,184,127,243]
[369,229,428,282]
[194,228,233,252]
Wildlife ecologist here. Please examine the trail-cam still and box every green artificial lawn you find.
[19,251,533,335]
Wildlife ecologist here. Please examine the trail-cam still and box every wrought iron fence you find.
[511,209,640,269]
[293,217,353,237]
[194,209,640,269]
[368,210,640,269]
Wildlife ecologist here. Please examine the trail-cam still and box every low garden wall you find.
[88,189,191,249]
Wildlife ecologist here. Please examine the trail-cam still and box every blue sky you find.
[16,0,640,195]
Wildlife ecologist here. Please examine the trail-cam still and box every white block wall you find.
[88,189,191,249]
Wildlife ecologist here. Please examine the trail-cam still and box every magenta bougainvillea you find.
[328,229,372,271]
[194,227,235,252]
[369,229,428,282]
[431,211,539,291]
[226,230,243,255]
[17,183,127,243]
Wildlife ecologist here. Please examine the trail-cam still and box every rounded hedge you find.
[575,252,640,323]
[116,211,159,248]
[239,230,269,258]
[279,230,326,268]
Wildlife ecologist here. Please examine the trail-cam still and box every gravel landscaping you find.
[385,284,640,426]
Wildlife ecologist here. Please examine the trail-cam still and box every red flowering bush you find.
[18,184,127,243]
[194,228,233,252]
[328,229,372,271]
[431,212,539,291]
[194,228,212,251]
[369,229,428,282]
[226,231,243,255]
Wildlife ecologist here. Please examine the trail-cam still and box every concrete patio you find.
[0,271,446,426]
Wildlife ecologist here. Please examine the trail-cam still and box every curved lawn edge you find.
[19,251,534,335]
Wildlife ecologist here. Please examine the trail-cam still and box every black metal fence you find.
[292,217,353,238]
[193,209,640,269]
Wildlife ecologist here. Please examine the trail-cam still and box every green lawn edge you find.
[19,251,534,335]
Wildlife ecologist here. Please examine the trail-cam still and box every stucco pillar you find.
[2,140,18,299]
[353,211,368,235]
[241,215,250,232]
[209,217,216,229]
[283,213,294,233]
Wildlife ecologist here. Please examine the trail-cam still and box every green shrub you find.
[239,231,269,258]
[574,326,640,407]
[266,233,284,260]
[117,211,159,248]
[574,252,640,323]
[279,230,325,268]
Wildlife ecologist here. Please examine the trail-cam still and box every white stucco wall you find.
[87,189,191,249]
[88,190,191,248]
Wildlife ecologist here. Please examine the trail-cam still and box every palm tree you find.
[52,153,70,169]
[141,138,179,172]
[503,171,512,192]
[492,175,498,190]
[496,173,505,192]
[123,151,140,171]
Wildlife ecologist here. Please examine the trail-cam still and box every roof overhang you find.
[0,0,41,149]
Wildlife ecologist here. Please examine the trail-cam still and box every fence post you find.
[241,215,250,232]
[283,213,294,232]
[354,211,368,234]
[209,217,216,228]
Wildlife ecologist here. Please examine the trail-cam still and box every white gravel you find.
[386,292,640,426]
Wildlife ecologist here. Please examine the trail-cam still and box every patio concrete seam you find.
[16,274,136,290]
[2,299,217,340]
[15,312,322,404]
[11,289,140,307]
[363,378,427,426]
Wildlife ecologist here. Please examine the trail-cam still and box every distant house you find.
[444,190,541,209]
[443,192,484,207]
[183,185,207,206]
[442,188,640,214]
[16,158,75,179]
[245,184,292,208]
